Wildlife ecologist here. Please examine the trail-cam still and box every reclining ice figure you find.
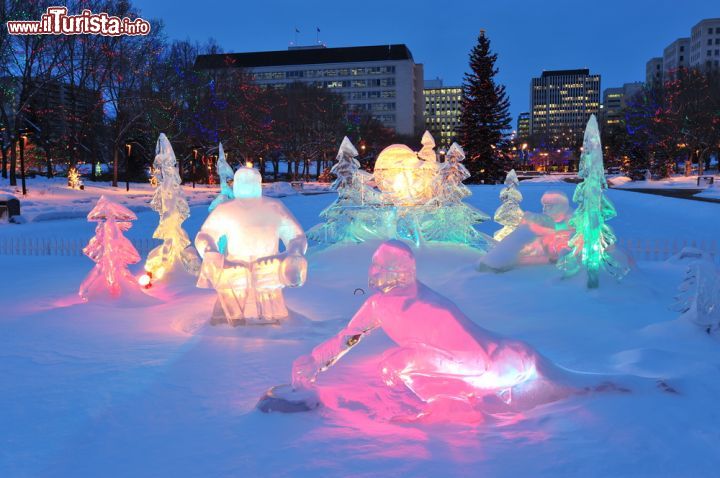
[195,166,308,325]
[259,240,572,418]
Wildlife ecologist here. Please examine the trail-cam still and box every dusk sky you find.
[134,0,718,127]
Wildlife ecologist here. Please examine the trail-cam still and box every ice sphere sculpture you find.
[209,142,235,212]
[557,115,629,288]
[493,169,523,241]
[289,240,569,418]
[195,165,308,325]
[144,134,201,281]
[79,196,141,300]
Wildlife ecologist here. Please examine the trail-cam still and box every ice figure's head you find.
[233,167,262,199]
[541,191,570,222]
[369,240,416,294]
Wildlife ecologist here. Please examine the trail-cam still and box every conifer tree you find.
[458,30,512,183]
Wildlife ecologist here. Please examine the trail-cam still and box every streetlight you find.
[125,143,132,192]
[19,133,28,196]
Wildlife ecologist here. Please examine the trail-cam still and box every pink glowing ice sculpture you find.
[260,241,569,418]
[79,195,141,300]
[195,166,308,325]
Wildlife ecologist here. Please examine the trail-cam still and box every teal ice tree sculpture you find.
[493,169,523,241]
[557,115,628,288]
[307,137,381,243]
[422,142,492,249]
[209,142,235,212]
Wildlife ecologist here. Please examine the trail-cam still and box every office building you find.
[646,57,663,85]
[516,112,530,141]
[689,18,720,71]
[663,38,690,81]
[529,69,601,146]
[601,82,643,128]
[194,44,424,136]
[423,78,462,147]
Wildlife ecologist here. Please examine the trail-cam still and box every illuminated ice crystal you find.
[493,169,523,241]
[144,134,201,280]
[557,115,628,288]
[79,196,141,300]
[289,240,569,418]
[209,142,235,212]
[195,166,308,324]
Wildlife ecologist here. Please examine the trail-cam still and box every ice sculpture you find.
[143,134,201,283]
[479,191,573,271]
[307,137,383,244]
[421,143,492,249]
[493,169,523,241]
[557,115,628,288]
[674,258,720,335]
[264,240,569,417]
[209,142,235,212]
[79,196,141,300]
[195,165,308,325]
[309,137,490,250]
[417,130,437,162]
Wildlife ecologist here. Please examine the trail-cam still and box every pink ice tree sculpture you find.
[79,195,141,300]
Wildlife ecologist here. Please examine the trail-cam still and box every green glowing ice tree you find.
[557,115,628,288]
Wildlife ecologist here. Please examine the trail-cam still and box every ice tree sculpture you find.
[417,130,437,162]
[493,169,523,241]
[674,259,720,335]
[144,134,201,282]
[258,241,571,417]
[79,196,141,300]
[195,166,308,325]
[307,137,382,243]
[557,115,628,288]
[209,142,235,212]
[421,143,492,249]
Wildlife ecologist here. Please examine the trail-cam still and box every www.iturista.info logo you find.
[6,6,151,36]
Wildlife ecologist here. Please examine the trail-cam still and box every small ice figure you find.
[277,241,568,417]
[195,166,308,325]
[479,191,573,271]
[209,142,235,212]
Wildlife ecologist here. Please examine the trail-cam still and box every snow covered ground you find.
[1,178,720,477]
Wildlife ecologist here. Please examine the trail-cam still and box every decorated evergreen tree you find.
[557,115,628,288]
[493,169,523,241]
[79,196,141,300]
[458,29,512,184]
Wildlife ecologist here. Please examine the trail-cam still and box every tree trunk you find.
[112,145,119,187]
[45,147,53,178]
[9,139,17,186]
[1,142,7,179]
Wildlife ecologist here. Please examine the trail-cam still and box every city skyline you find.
[134,0,718,125]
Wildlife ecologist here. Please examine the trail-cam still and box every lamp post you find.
[19,133,28,196]
[192,149,197,189]
[125,143,132,192]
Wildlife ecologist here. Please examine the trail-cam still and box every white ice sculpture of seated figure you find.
[288,241,569,417]
[479,191,574,272]
[195,167,308,325]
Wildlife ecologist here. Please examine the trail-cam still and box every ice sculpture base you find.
[257,384,320,413]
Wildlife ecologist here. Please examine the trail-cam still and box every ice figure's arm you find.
[523,212,556,236]
[292,298,379,388]
[194,213,224,259]
[277,204,308,256]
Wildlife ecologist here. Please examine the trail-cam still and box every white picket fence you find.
[0,236,716,262]
[0,237,157,257]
